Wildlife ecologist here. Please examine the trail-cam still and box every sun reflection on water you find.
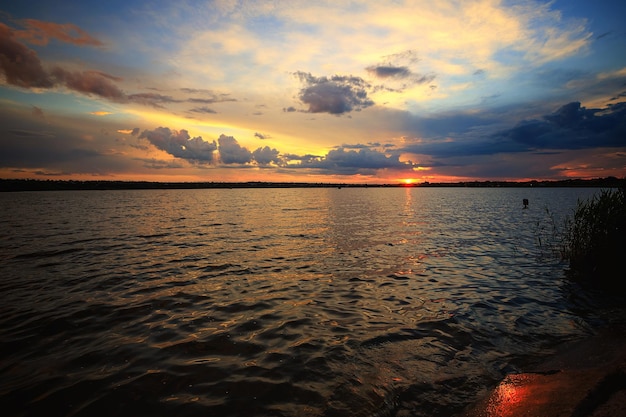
[485,374,532,417]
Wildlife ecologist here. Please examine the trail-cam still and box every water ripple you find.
[0,187,607,416]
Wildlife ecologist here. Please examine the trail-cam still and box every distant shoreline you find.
[1,177,624,192]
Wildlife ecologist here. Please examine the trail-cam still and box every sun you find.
[401,178,416,185]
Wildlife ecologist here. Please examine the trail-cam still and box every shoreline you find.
[1,177,625,192]
[460,324,626,417]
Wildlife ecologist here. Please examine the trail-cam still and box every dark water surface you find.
[0,187,610,416]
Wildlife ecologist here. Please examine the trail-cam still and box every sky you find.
[1,0,625,184]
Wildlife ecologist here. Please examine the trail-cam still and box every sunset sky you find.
[1,0,625,184]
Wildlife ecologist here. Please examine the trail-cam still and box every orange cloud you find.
[15,19,104,47]
[90,111,112,116]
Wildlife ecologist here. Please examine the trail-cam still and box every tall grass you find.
[561,188,626,289]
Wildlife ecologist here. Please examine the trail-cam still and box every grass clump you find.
[561,188,626,289]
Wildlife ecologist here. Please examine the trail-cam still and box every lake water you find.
[0,187,616,416]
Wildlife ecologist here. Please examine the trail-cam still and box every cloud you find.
[136,158,185,170]
[283,153,322,163]
[252,146,281,165]
[1,22,192,108]
[0,23,54,88]
[610,91,626,102]
[366,66,436,94]
[494,101,626,150]
[187,96,237,104]
[327,147,408,169]
[127,92,181,107]
[365,50,436,90]
[135,126,413,174]
[51,67,126,101]
[294,71,374,114]
[117,128,141,135]
[182,1,591,99]
[90,111,113,116]
[366,65,412,79]
[297,146,414,175]
[180,89,237,107]
[399,101,626,164]
[139,127,217,163]
[15,19,104,47]
[254,132,269,139]
[189,106,217,114]
[0,117,112,173]
[217,134,253,164]
[6,129,55,138]
[0,23,128,100]
[31,106,45,119]
[136,127,280,166]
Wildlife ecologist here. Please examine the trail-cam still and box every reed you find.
[561,188,626,288]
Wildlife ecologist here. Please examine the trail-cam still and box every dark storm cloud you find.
[400,101,626,163]
[217,134,253,164]
[139,127,217,163]
[494,101,626,150]
[294,71,374,114]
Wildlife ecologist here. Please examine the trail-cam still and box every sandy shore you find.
[460,325,626,417]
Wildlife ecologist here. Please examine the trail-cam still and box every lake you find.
[0,187,615,416]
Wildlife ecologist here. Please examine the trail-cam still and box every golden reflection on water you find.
[0,187,603,417]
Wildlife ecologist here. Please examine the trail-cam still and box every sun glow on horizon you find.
[0,1,624,183]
